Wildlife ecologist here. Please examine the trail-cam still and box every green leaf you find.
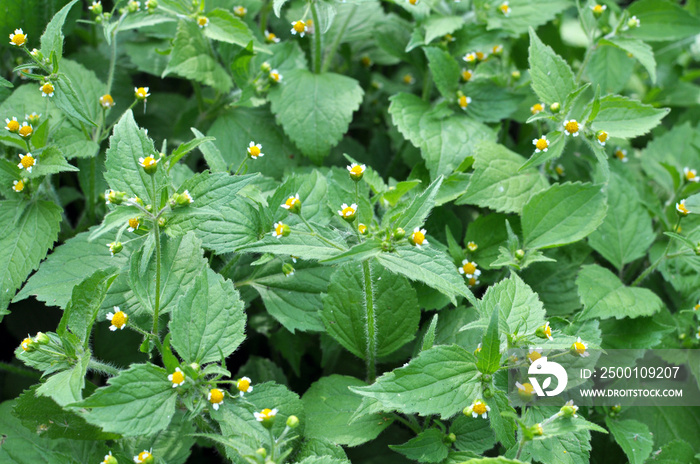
[0,401,76,464]
[486,0,572,36]
[421,314,439,352]
[389,94,496,179]
[524,407,593,464]
[394,176,443,232]
[249,262,330,333]
[37,350,90,406]
[605,418,653,464]
[302,375,392,446]
[15,228,132,308]
[190,128,227,172]
[586,44,634,94]
[268,70,362,162]
[390,428,449,463]
[170,268,245,365]
[528,27,576,106]
[576,264,663,320]
[457,142,549,214]
[0,200,61,311]
[273,0,289,16]
[450,415,496,454]
[52,73,97,126]
[424,46,459,98]
[601,37,656,84]
[322,260,420,360]
[522,182,607,249]
[166,172,261,254]
[462,273,545,340]
[88,205,142,242]
[39,0,79,64]
[58,269,117,346]
[423,15,464,44]
[104,110,168,203]
[13,386,120,440]
[350,345,480,418]
[622,405,700,452]
[476,305,501,374]
[27,146,79,178]
[520,132,566,171]
[626,0,700,42]
[588,173,655,270]
[163,20,233,93]
[70,363,178,436]
[240,228,347,261]
[376,245,477,307]
[646,439,698,464]
[589,95,669,138]
[459,458,526,464]
[296,439,349,461]
[129,233,207,316]
[203,9,257,49]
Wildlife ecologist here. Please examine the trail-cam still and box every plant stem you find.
[515,439,526,460]
[88,359,120,376]
[632,216,682,287]
[310,0,322,74]
[298,218,345,250]
[233,157,248,175]
[321,5,358,73]
[151,177,162,338]
[421,71,433,101]
[391,413,421,434]
[362,260,377,383]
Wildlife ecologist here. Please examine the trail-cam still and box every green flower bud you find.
[559,400,579,418]
[611,404,622,413]
[127,0,140,13]
[34,332,49,345]
[90,2,104,14]
[393,227,406,240]
[107,242,123,256]
[445,432,457,444]
[158,217,166,227]
[483,387,493,399]
[282,263,295,277]
[550,102,561,113]
[511,70,521,80]
[105,189,126,205]
[515,249,525,260]
[530,423,544,437]
[103,452,118,464]
[256,448,267,458]
[286,415,300,428]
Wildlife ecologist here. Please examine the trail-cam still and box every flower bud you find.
[550,102,561,113]
[261,61,271,73]
[34,332,49,345]
[483,387,493,399]
[445,433,457,444]
[158,217,166,227]
[515,249,525,260]
[282,263,295,277]
[105,189,126,205]
[358,223,368,235]
[127,0,140,13]
[103,453,118,464]
[256,448,267,458]
[393,227,406,240]
[107,242,123,256]
[531,423,544,436]
[511,70,521,79]
[286,415,300,428]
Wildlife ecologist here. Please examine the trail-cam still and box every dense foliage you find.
[1,0,700,463]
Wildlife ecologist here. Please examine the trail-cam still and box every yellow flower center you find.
[615,150,626,160]
[260,408,274,419]
[535,138,548,151]
[350,165,364,175]
[41,83,54,95]
[341,206,355,217]
[20,155,35,169]
[137,452,151,461]
[555,165,565,175]
[472,401,487,415]
[403,74,414,84]
[544,325,552,337]
[462,70,472,81]
[499,3,510,13]
[234,6,246,16]
[597,131,608,142]
[19,125,33,138]
[468,277,478,286]
[573,341,586,354]
[528,351,542,362]
[409,0,418,5]
[209,388,224,404]
[171,370,185,385]
[270,71,281,82]
[111,311,128,328]
[475,51,486,61]
[412,230,425,245]
[462,262,477,274]
[459,95,469,108]
[293,21,306,33]
[11,33,26,46]
[100,94,114,108]
[21,337,33,351]
[13,180,25,192]
[136,87,148,98]
[285,197,298,208]
[237,378,251,392]
[267,32,277,41]
[565,120,579,134]
[197,16,209,27]
[531,103,543,114]
[467,242,478,251]
[142,156,156,167]
[249,145,260,157]
[686,170,697,181]
[694,304,699,311]
[593,4,604,13]
[678,202,689,215]
[275,223,285,235]
[6,119,19,132]
[519,382,535,394]
[358,224,367,234]
[128,218,140,230]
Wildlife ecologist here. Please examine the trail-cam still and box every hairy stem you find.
[310,0,322,73]
[362,261,377,383]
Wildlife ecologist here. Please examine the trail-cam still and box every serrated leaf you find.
[605,418,653,464]
[39,0,79,64]
[190,128,227,172]
[390,428,449,463]
[588,173,655,270]
[626,0,700,42]
[302,375,392,446]
[528,27,576,106]
[52,73,97,127]
[322,260,420,360]
[424,46,460,98]
[576,264,663,320]
[0,200,61,311]
[487,0,572,36]
[203,9,257,49]
[376,245,477,307]
[601,37,656,84]
[269,70,363,162]
[522,182,607,249]
[589,95,669,138]
[394,176,443,231]
[476,305,501,374]
[104,110,168,203]
[457,142,549,214]
[524,407,592,464]
[350,345,480,418]
[36,351,90,406]
[27,146,79,178]
[170,268,245,365]
[70,363,178,436]
[450,415,496,454]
